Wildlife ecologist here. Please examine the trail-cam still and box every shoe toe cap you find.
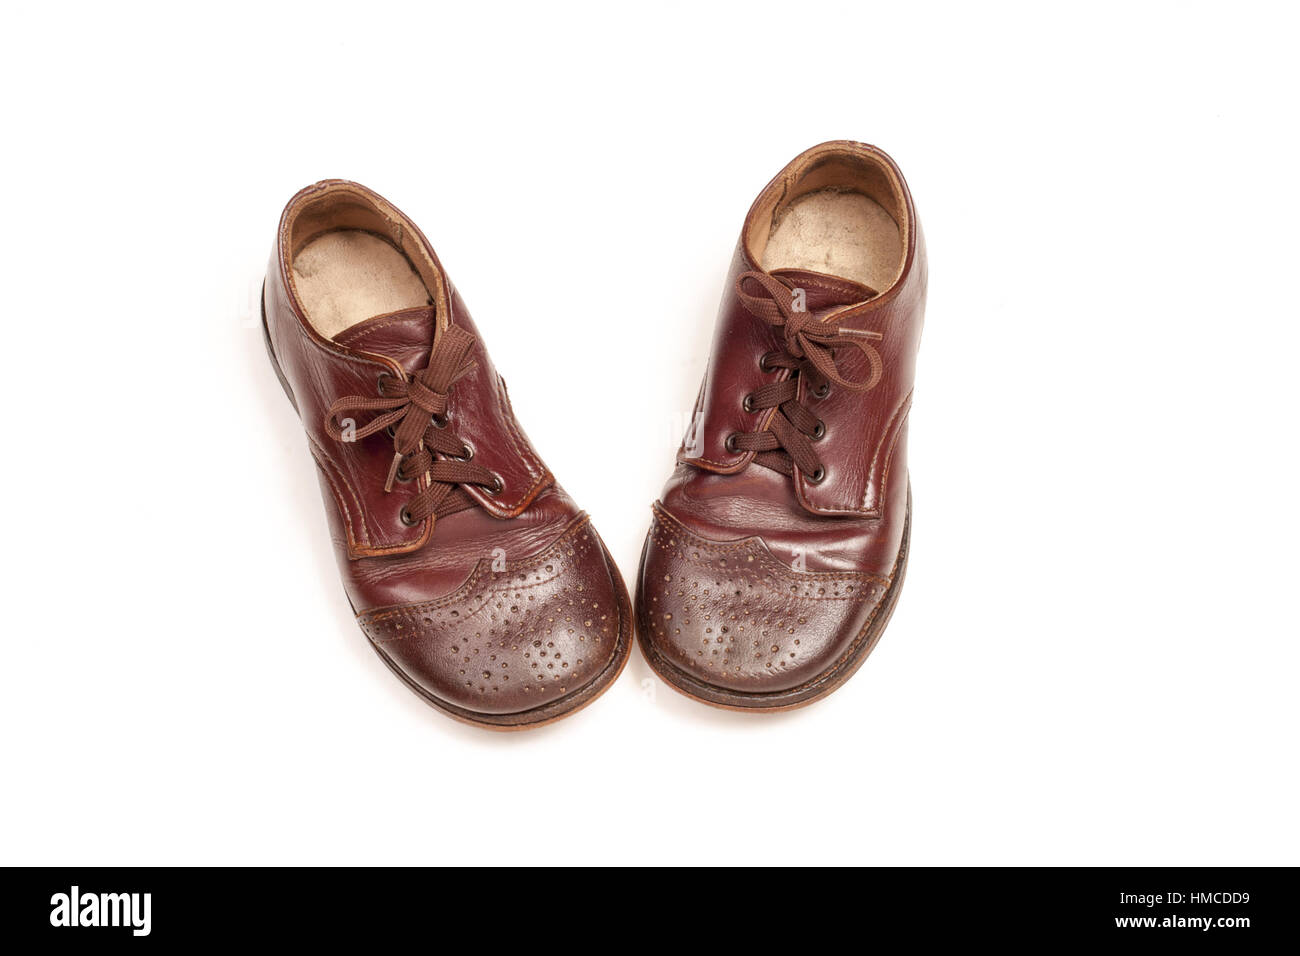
[358,520,628,718]
[637,508,890,696]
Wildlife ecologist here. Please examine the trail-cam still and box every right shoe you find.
[262,180,633,729]
[634,142,927,711]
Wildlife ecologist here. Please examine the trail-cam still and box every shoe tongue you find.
[770,268,877,312]
[332,306,435,375]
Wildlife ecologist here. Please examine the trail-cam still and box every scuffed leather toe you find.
[358,518,627,717]
[637,506,891,696]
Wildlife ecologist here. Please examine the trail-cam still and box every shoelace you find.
[323,325,501,526]
[727,271,884,483]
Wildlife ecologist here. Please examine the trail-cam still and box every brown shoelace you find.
[728,271,884,483]
[323,325,501,526]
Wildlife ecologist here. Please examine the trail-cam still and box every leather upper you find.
[638,142,926,695]
[264,186,555,559]
[679,146,926,524]
[264,180,627,716]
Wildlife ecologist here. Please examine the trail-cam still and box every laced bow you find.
[727,271,885,483]
[323,325,499,526]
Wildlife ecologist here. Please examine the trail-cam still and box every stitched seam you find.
[335,312,427,346]
[782,274,871,298]
[683,366,782,469]
[651,505,887,592]
[309,436,370,546]
[868,402,910,513]
[800,390,911,516]
[361,526,589,636]
[683,366,735,467]
[492,374,549,507]
[379,550,591,635]
[289,304,394,372]
[495,376,541,481]
[364,557,586,642]
[313,453,360,549]
[287,316,415,546]
[357,515,591,625]
[861,389,911,513]
[784,499,911,684]
[314,442,371,546]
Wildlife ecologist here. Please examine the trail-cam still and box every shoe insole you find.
[761,190,902,291]
[292,230,432,339]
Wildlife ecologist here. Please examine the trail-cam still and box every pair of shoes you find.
[262,140,926,729]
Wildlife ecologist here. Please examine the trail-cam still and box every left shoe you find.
[262,180,633,729]
[635,141,927,710]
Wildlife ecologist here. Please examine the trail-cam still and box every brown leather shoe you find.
[636,142,926,710]
[263,180,632,729]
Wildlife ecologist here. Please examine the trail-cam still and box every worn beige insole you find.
[292,231,431,339]
[762,191,902,291]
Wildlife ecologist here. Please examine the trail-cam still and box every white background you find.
[2,1,1296,866]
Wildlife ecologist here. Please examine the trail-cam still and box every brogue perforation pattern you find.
[357,519,622,712]
[638,506,890,692]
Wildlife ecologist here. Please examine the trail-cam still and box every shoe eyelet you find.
[811,382,831,400]
[759,352,778,372]
[399,506,418,526]
[377,372,396,396]
[742,394,756,413]
[725,433,739,453]
[431,413,448,429]
[808,466,827,484]
[811,420,826,440]
[455,441,474,461]
[484,473,505,496]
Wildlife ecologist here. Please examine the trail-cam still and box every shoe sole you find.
[262,286,634,730]
[635,491,910,712]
